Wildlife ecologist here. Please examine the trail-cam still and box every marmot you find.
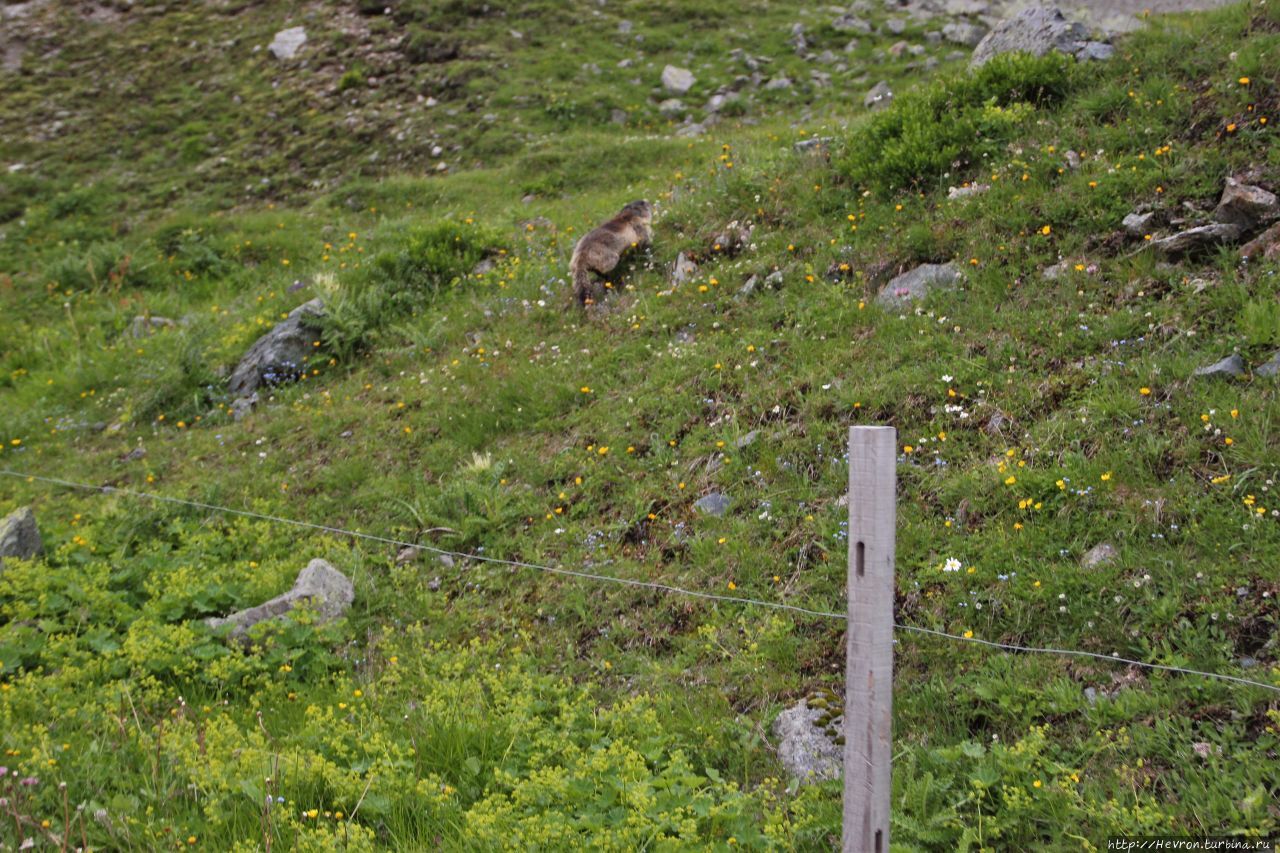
[569,200,653,306]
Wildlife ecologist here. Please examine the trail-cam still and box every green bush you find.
[42,240,164,292]
[320,220,501,360]
[837,52,1076,192]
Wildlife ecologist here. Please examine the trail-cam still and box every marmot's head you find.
[622,199,652,224]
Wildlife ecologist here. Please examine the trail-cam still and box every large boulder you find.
[970,7,1098,68]
[0,506,42,568]
[228,299,325,397]
[206,559,354,641]
[875,262,962,308]
[773,695,843,784]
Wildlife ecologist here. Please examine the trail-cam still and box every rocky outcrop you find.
[206,559,354,641]
[0,507,42,568]
[227,299,325,397]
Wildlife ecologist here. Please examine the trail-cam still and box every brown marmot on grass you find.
[569,200,653,306]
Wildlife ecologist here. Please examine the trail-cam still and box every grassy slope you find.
[2,0,1280,849]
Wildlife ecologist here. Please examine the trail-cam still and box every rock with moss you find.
[0,506,42,569]
[228,298,325,397]
[773,691,844,783]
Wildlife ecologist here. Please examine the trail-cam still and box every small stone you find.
[763,76,793,91]
[1193,354,1246,379]
[884,17,907,35]
[1042,260,1071,281]
[427,577,441,591]
[268,27,307,60]
[694,493,731,517]
[1256,351,1280,378]
[658,98,686,116]
[206,559,354,641]
[864,80,893,110]
[942,21,988,47]
[610,108,628,125]
[1076,41,1114,62]
[1064,150,1082,170]
[617,19,632,35]
[126,315,176,339]
[661,64,695,94]
[395,546,423,565]
[438,554,455,569]
[1081,542,1117,569]
[831,14,871,34]
[794,137,834,152]
[1122,211,1157,237]
[764,270,784,289]
[671,252,698,286]
[123,446,147,462]
[1083,687,1098,705]
[735,430,760,450]
[1214,177,1279,230]
[230,394,258,422]
[1191,742,1216,760]
[1239,656,1258,669]
[875,262,962,308]
[947,183,989,200]
[737,275,760,299]
[0,507,43,568]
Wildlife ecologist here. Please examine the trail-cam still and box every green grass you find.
[3,0,1280,849]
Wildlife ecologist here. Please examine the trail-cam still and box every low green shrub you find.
[837,52,1076,192]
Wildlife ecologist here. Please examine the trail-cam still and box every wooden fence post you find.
[843,426,895,853]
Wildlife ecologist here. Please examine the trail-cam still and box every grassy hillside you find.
[2,0,1279,849]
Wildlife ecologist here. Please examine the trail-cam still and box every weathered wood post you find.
[843,426,895,853]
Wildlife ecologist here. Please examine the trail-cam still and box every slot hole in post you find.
[856,541,865,578]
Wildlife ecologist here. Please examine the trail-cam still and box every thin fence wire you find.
[2,467,1278,695]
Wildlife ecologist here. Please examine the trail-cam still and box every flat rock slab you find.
[1150,223,1242,257]
[0,506,42,567]
[876,262,962,308]
[269,27,307,61]
[693,492,731,517]
[773,698,843,783]
[228,298,325,397]
[1193,353,1246,379]
[207,558,354,641]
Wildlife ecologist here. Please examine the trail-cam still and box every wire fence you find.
[2,467,1278,695]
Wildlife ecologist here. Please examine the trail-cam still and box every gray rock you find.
[1213,178,1279,230]
[658,98,686,117]
[1150,223,1243,257]
[1080,542,1117,569]
[617,19,632,35]
[1193,354,1246,379]
[832,14,871,34]
[763,270,784,289]
[268,27,307,61]
[789,23,808,54]
[876,262,962,308]
[1042,260,1070,281]
[735,430,760,450]
[229,394,258,422]
[227,298,325,397]
[610,108,628,125]
[1239,656,1259,669]
[1122,211,1157,237]
[737,275,760,299]
[947,183,989,200]
[661,64,695,94]
[763,76,793,91]
[395,546,424,565]
[970,7,1090,68]
[1064,150,1082,169]
[1240,222,1280,261]
[126,315,176,339]
[0,506,42,568]
[1256,351,1280,378]
[943,21,988,47]
[693,492,731,517]
[794,137,834,152]
[206,558,354,641]
[864,80,893,110]
[773,699,842,783]
[671,253,698,286]
[1077,41,1114,61]
[710,221,753,255]
[1083,687,1099,705]
[675,122,706,138]
[885,18,907,35]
